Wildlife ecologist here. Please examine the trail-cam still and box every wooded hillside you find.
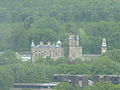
[0,0,120,53]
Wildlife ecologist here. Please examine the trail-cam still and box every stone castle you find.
[31,34,107,61]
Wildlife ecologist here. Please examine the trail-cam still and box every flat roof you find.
[95,75,120,77]
[13,82,59,86]
[53,74,88,77]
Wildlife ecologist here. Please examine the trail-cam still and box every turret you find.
[31,40,35,62]
[101,38,107,54]
[69,34,76,46]
[76,35,79,46]
[31,40,35,47]
[56,40,62,47]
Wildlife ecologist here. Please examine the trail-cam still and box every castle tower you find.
[69,34,82,60]
[101,38,107,54]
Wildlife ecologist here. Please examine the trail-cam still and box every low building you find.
[53,74,88,88]
[11,82,59,90]
[93,75,120,85]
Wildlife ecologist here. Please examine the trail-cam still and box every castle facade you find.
[31,41,64,60]
[31,34,107,61]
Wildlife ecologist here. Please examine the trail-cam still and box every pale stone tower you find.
[101,38,107,54]
[68,34,82,60]
[31,40,35,61]
[31,40,35,47]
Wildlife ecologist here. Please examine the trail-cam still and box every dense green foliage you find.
[0,50,21,65]
[82,82,120,90]
[0,0,120,89]
[53,82,120,90]
[53,82,76,90]
[0,0,120,53]
[0,67,14,90]
[0,49,120,89]
[103,49,120,63]
[2,49,119,84]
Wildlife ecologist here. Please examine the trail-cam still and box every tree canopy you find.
[0,0,120,53]
[0,0,120,89]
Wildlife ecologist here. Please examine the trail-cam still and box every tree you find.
[22,88,32,90]
[0,50,21,65]
[82,82,120,90]
[90,56,120,75]
[52,82,76,90]
[103,49,120,63]
[0,68,14,90]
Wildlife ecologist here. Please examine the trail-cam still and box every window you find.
[44,51,46,53]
